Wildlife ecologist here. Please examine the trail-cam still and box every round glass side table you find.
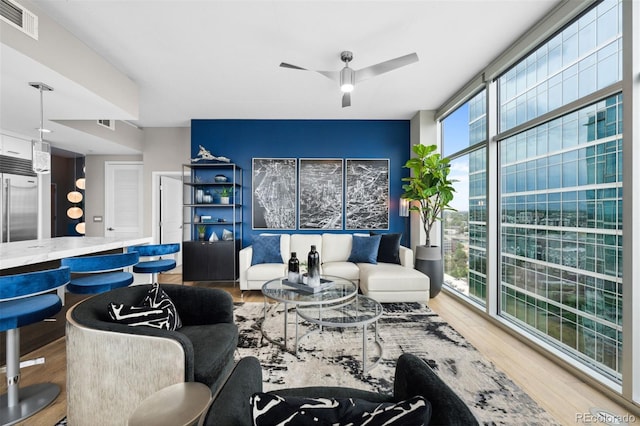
[297,295,384,372]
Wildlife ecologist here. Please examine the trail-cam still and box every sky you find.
[442,103,471,212]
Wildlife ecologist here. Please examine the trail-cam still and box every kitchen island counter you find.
[1,236,152,271]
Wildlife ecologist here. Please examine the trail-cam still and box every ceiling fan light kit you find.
[280,50,418,108]
[339,51,354,93]
[340,69,355,93]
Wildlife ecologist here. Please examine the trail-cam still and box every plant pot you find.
[220,196,230,205]
[415,245,444,298]
[198,232,206,241]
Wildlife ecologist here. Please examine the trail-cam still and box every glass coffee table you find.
[261,275,358,352]
[297,295,384,372]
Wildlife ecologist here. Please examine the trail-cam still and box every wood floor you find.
[2,274,637,425]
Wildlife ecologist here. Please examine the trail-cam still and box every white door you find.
[160,175,183,266]
[105,162,143,238]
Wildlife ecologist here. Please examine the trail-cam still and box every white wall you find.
[57,120,144,153]
[141,127,190,239]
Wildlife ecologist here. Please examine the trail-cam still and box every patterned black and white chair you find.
[66,284,238,426]
[205,354,479,426]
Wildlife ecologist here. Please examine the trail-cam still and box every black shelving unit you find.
[182,163,242,281]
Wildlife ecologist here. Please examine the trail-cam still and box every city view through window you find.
[441,0,623,381]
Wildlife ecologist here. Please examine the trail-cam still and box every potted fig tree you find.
[401,144,456,298]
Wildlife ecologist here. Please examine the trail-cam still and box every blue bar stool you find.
[0,266,70,425]
[129,243,180,284]
[61,251,139,294]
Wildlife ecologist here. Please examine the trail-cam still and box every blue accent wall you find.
[191,119,410,246]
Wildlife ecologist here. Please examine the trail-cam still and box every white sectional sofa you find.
[238,233,430,303]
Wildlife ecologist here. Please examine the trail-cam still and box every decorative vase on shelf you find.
[217,187,233,204]
[287,252,300,283]
[307,245,320,287]
[197,226,206,241]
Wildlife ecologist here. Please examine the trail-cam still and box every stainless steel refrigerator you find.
[1,173,38,242]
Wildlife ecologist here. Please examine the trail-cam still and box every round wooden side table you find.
[128,382,212,426]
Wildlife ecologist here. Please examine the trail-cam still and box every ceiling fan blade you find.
[280,62,339,82]
[317,70,339,82]
[279,62,307,70]
[355,52,419,83]
[342,92,351,108]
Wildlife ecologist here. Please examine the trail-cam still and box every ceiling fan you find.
[280,51,419,108]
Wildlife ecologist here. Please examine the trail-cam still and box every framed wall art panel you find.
[298,158,343,230]
[252,158,297,230]
[345,158,389,230]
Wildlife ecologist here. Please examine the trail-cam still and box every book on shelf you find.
[281,278,334,293]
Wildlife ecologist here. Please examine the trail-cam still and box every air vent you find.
[0,0,38,40]
[97,119,115,131]
[0,154,36,176]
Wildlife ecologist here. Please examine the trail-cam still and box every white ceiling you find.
[1,0,562,155]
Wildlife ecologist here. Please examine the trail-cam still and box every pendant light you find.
[67,155,85,233]
[75,159,86,234]
[29,82,53,175]
[67,206,83,219]
[75,222,86,234]
[67,189,83,203]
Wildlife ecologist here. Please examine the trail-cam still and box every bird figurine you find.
[191,145,231,163]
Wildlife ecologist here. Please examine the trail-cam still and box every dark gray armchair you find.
[204,353,478,426]
[66,284,238,426]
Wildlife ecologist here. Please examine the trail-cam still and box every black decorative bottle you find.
[287,252,300,283]
[307,245,320,287]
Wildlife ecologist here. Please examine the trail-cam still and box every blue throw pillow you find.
[348,234,382,264]
[251,235,283,265]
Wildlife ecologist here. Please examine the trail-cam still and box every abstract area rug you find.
[235,302,559,425]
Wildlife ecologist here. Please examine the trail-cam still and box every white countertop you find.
[0,236,153,270]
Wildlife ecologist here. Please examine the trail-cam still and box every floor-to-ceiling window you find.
[443,91,487,305]
[499,95,623,378]
[497,0,622,381]
[441,0,630,388]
